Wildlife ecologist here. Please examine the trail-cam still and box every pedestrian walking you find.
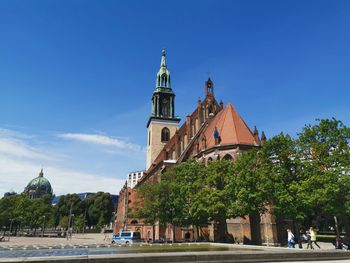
[306,231,313,249]
[309,227,321,249]
[287,228,295,248]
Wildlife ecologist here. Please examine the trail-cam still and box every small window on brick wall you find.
[161,127,170,142]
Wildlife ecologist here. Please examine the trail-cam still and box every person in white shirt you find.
[287,228,295,248]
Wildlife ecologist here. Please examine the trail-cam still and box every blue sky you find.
[0,0,349,196]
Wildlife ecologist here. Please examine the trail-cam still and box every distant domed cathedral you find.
[24,169,53,199]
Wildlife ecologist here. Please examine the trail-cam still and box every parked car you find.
[112,230,141,244]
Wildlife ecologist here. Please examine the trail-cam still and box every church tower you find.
[146,49,180,170]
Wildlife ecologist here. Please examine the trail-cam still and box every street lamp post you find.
[70,214,75,239]
[67,203,73,240]
[67,213,75,240]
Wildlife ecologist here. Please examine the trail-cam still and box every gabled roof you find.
[201,103,257,149]
[141,85,263,184]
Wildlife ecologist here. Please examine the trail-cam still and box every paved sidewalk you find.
[0,233,113,247]
[0,235,338,251]
[286,241,336,250]
[0,237,334,251]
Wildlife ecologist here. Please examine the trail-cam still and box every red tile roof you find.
[143,102,259,180]
[201,103,257,149]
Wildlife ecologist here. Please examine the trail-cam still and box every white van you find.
[111,230,141,244]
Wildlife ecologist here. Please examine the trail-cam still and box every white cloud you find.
[0,156,123,196]
[0,138,54,161]
[0,128,32,139]
[48,167,124,195]
[0,128,56,161]
[0,128,125,196]
[58,133,145,153]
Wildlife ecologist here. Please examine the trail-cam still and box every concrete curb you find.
[1,243,349,263]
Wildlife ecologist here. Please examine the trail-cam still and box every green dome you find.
[24,169,53,199]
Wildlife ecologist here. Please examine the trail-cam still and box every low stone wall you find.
[1,249,350,263]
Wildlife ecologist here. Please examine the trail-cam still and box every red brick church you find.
[114,50,281,245]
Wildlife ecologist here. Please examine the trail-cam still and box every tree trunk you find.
[216,219,227,242]
[294,222,303,249]
[172,224,175,243]
[249,213,262,245]
[334,216,340,237]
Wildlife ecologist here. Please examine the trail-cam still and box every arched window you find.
[208,84,212,94]
[161,127,170,142]
[130,219,138,224]
[161,74,167,87]
[208,105,213,114]
[223,154,233,160]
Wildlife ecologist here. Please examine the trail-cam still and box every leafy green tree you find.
[74,214,85,233]
[155,161,207,241]
[226,148,273,244]
[259,133,306,223]
[96,214,105,231]
[200,160,233,241]
[29,194,53,234]
[229,149,270,217]
[297,118,350,234]
[133,182,162,241]
[169,161,208,238]
[0,194,17,230]
[59,216,69,229]
[13,194,33,230]
[55,194,83,225]
[133,161,208,241]
[87,192,114,227]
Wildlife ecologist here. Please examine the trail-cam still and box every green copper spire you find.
[148,49,180,128]
[156,49,171,89]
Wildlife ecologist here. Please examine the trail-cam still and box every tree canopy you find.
[0,191,115,234]
[134,118,350,239]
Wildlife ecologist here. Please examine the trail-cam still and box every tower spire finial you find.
[156,49,171,89]
[160,48,166,67]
